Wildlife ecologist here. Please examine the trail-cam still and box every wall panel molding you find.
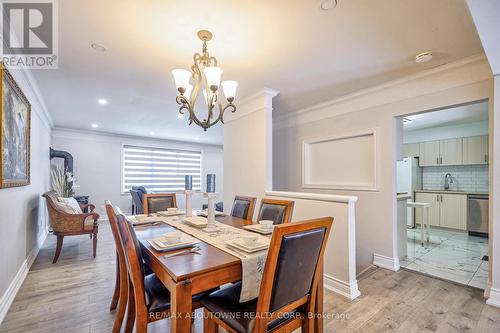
[302,129,378,191]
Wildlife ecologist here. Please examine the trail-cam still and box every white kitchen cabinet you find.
[415,192,467,230]
[440,194,467,230]
[439,138,462,166]
[402,143,420,157]
[463,135,488,165]
[419,141,440,166]
[415,192,440,227]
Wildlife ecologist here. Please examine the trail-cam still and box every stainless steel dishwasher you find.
[467,194,489,237]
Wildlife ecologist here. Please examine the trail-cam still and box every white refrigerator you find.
[397,157,421,227]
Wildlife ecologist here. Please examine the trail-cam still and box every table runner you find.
[155,216,270,302]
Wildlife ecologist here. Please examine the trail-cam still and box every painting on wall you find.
[0,64,31,188]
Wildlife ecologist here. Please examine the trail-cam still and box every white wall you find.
[273,55,494,274]
[404,120,489,143]
[0,69,52,323]
[51,129,223,216]
[223,89,277,216]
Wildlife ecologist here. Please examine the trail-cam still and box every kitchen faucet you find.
[444,173,453,190]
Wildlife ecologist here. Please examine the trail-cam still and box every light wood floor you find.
[1,222,500,332]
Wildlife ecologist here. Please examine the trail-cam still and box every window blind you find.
[122,145,202,193]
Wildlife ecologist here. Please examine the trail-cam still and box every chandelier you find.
[171,30,238,131]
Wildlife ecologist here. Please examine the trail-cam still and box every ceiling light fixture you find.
[98,98,108,105]
[91,43,107,52]
[91,123,98,128]
[415,52,433,63]
[194,137,200,141]
[320,0,338,10]
[149,131,155,135]
[172,30,238,131]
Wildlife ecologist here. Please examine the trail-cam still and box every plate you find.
[225,238,269,253]
[147,234,199,252]
[196,210,225,217]
[243,224,274,235]
[156,210,185,217]
[183,216,208,228]
[130,215,163,226]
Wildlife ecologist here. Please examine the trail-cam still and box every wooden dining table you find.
[136,214,324,333]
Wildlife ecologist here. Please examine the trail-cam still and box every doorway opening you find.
[396,100,489,289]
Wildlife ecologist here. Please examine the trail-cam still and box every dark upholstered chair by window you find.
[256,198,294,225]
[142,193,177,215]
[130,190,144,214]
[202,217,333,333]
[231,195,257,221]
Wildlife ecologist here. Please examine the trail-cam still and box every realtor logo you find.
[1,0,58,68]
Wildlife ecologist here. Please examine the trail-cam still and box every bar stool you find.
[407,202,430,246]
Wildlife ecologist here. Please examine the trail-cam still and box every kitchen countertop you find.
[415,189,488,196]
[397,193,412,200]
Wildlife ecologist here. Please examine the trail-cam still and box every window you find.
[122,145,202,193]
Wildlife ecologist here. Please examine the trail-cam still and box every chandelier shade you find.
[171,30,237,131]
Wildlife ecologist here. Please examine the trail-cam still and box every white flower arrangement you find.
[51,166,78,198]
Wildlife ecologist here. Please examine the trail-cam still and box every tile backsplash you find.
[422,165,489,193]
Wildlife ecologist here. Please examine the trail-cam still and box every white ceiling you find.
[403,101,489,131]
[32,0,483,145]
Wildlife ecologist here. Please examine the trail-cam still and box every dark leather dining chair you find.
[202,217,333,333]
[256,198,294,225]
[142,193,177,215]
[130,190,144,214]
[231,195,257,221]
[114,208,208,333]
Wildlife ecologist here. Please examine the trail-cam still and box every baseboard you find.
[0,229,48,325]
[486,287,500,308]
[373,253,400,271]
[324,274,361,300]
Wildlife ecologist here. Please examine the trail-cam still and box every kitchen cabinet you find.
[463,135,488,165]
[415,192,440,227]
[419,141,440,166]
[415,192,467,230]
[419,138,462,166]
[440,194,467,230]
[402,143,420,157]
[439,138,462,166]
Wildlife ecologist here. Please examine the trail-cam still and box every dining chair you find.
[231,195,257,220]
[201,217,333,333]
[256,198,294,225]
[114,208,208,333]
[142,193,177,215]
[104,201,129,332]
[130,190,144,214]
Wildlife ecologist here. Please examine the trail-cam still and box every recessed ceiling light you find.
[98,98,108,105]
[415,52,433,63]
[149,131,155,136]
[91,43,107,52]
[91,123,98,128]
[320,0,338,10]
[194,137,200,141]
[178,113,185,119]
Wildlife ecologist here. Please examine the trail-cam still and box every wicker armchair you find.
[43,191,100,263]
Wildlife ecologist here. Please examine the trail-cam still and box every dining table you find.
[136,214,324,333]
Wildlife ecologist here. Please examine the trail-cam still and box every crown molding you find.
[274,54,490,129]
[2,37,53,130]
[52,127,223,150]
[224,87,279,123]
